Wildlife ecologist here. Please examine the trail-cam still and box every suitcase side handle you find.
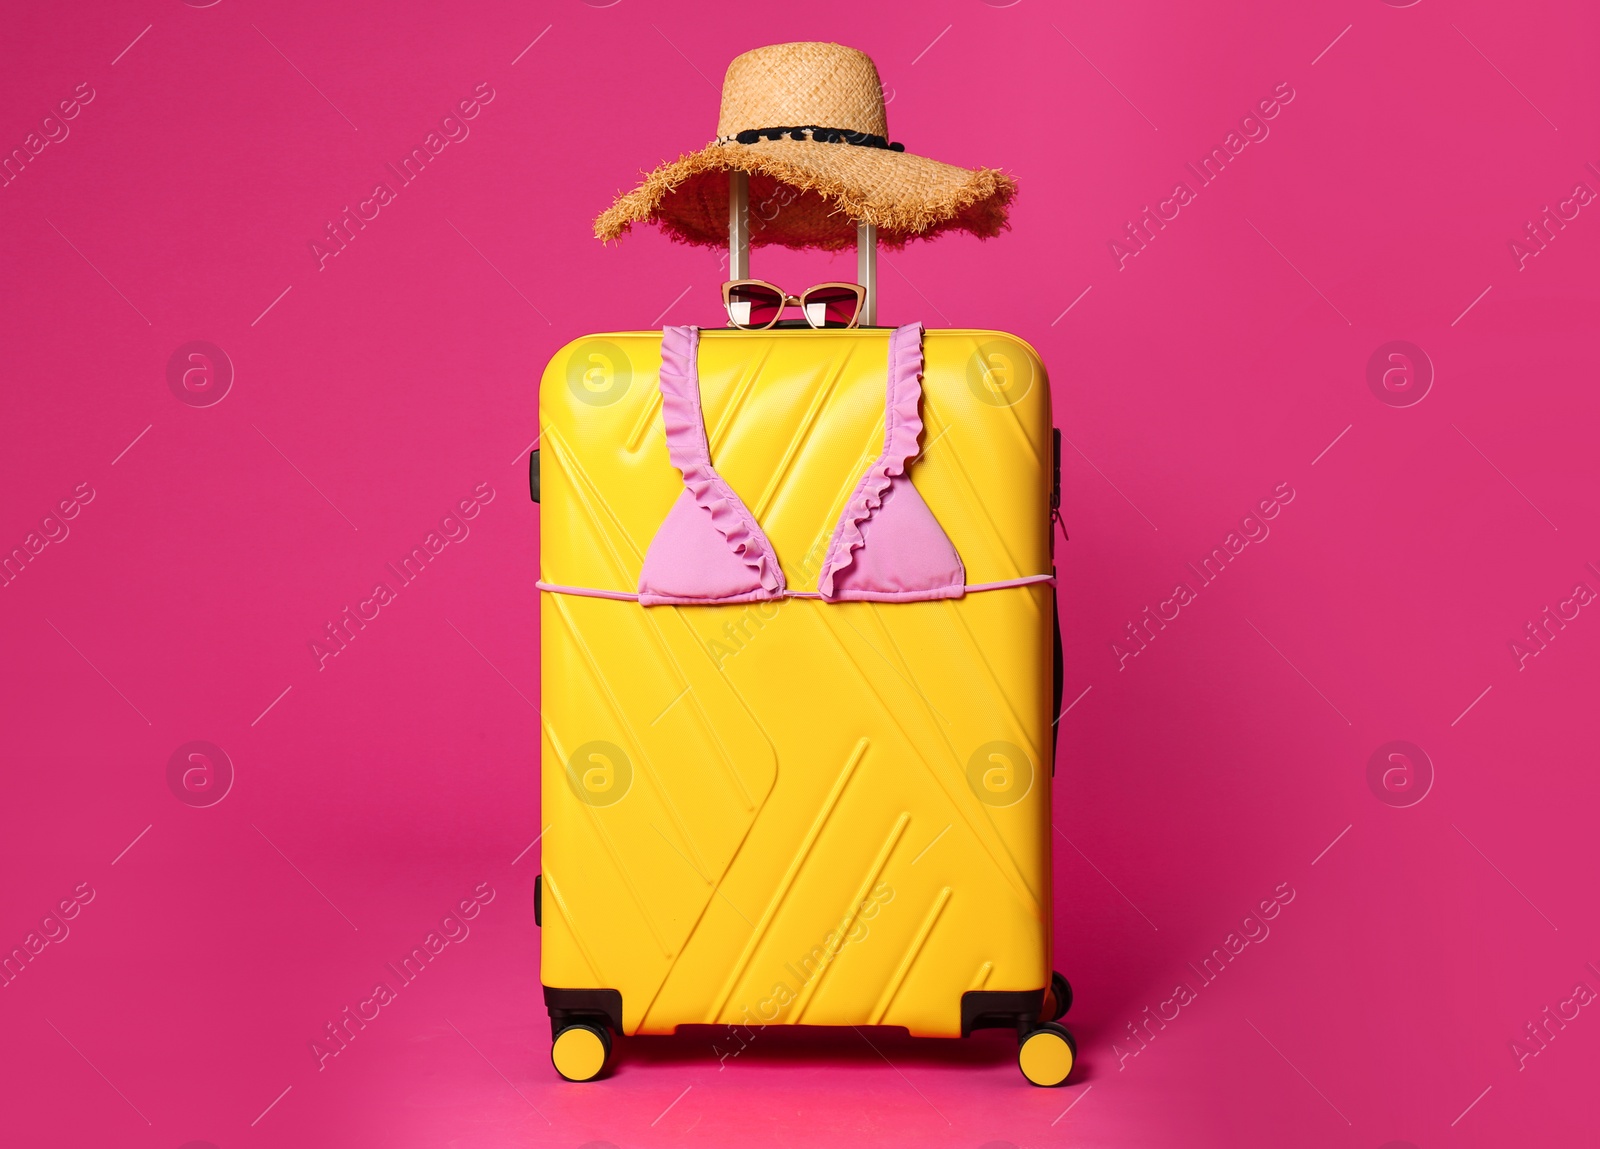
[1051,427,1063,775]
[1052,595,1063,776]
[729,170,877,325]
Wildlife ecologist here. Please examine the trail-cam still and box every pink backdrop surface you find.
[3,1,1598,1146]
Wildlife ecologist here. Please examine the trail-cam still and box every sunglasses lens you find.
[726,283,784,328]
[801,286,861,328]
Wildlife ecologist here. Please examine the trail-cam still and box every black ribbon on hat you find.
[722,125,906,152]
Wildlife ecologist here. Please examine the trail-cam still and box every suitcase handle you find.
[1051,595,1063,775]
[1050,428,1063,774]
[730,171,877,325]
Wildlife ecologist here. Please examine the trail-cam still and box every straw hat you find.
[594,41,1017,251]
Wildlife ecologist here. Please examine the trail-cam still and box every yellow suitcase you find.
[534,322,1073,1086]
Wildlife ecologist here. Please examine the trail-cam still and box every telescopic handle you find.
[727,170,878,325]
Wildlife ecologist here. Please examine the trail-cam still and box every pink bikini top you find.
[637,323,965,606]
[535,324,1053,606]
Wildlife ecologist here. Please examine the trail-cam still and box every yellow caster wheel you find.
[1018,1022,1076,1087]
[551,1022,611,1082]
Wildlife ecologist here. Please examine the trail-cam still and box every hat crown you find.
[717,42,888,139]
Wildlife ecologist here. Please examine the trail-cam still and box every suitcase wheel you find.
[1018,1022,1076,1087]
[551,1022,611,1082]
[1043,970,1072,1021]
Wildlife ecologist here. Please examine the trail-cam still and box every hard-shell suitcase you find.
[533,315,1070,1085]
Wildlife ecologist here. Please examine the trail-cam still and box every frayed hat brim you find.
[594,140,1016,250]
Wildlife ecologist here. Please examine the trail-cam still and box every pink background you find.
[3,1,1598,1146]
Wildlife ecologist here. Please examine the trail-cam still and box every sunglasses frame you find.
[721,279,867,331]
